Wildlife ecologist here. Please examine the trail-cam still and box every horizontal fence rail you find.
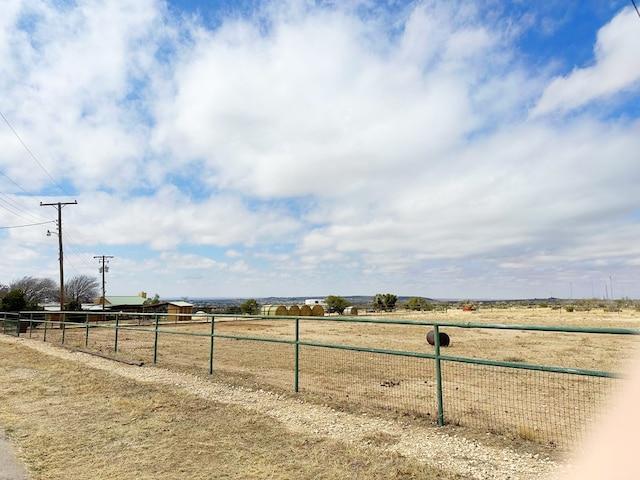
[4,310,639,450]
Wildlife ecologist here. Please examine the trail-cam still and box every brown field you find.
[19,306,640,452]
[0,339,464,480]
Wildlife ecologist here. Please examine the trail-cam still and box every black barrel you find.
[426,330,450,347]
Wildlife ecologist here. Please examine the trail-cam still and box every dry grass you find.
[15,307,640,451]
[0,340,462,480]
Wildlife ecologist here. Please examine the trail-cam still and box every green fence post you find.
[153,314,159,364]
[114,314,120,353]
[434,324,445,426]
[295,318,300,392]
[209,315,215,375]
[43,316,48,342]
[61,312,66,345]
[84,312,90,347]
[29,313,33,338]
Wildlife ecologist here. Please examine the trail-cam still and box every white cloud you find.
[152,1,505,200]
[0,0,167,191]
[531,7,640,117]
[1,1,639,298]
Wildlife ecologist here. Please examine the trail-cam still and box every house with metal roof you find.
[93,292,148,310]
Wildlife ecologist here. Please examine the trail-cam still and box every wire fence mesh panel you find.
[53,321,157,365]
[440,361,619,451]
[210,336,295,391]
[298,345,439,420]
[2,317,20,336]
[150,328,212,373]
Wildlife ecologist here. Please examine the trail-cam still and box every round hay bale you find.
[288,305,301,316]
[310,304,325,316]
[426,330,450,347]
[260,305,288,316]
[342,306,358,316]
[299,305,312,316]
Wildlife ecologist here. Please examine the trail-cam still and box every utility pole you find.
[609,276,614,300]
[40,201,77,310]
[94,255,114,310]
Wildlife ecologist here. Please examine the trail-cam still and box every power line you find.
[1,112,107,262]
[0,220,55,230]
[0,170,34,196]
[633,0,640,19]
[0,193,49,223]
[0,110,73,198]
[62,230,98,272]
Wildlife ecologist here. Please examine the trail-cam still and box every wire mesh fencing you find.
[10,311,639,451]
[439,361,617,448]
[298,346,439,420]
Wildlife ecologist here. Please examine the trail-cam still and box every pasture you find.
[25,306,640,451]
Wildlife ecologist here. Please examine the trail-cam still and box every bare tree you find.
[0,283,9,298]
[65,275,100,304]
[10,276,58,307]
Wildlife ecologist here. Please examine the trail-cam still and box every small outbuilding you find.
[167,301,194,322]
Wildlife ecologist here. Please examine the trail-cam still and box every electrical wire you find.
[0,170,34,196]
[0,111,74,199]
[0,202,38,223]
[63,231,96,268]
[0,192,50,223]
[632,0,640,19]
[1,111,108,259]
[0,220,55,230]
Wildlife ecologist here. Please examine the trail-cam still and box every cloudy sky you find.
[1,0,639,300]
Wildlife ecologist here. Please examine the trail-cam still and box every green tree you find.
[406,297,428,311]
[384,294,397,311]
[143,293,160,305]
[325,295,350,314]
[373,293,397,312]
[1,289,27,312]
[240,299,260,315]
[66,299,83,311]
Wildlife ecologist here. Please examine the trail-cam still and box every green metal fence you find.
[8,310,640,450]
[1,312,21,336]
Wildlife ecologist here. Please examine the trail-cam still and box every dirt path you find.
[3,336,568,479]
[0,432,28,480]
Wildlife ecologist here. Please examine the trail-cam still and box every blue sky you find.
[1,0,639,300]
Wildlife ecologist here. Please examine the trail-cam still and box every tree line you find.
[236,294,401,315]
[0,275,100,312]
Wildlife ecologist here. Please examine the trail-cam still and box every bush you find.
[406,297,428,311]
[326,295,349,314]
[1,289,27,312]
[240,299,259,315]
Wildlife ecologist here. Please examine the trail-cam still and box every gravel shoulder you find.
[2,336,569,479]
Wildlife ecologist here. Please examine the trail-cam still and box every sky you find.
[1,0,639,300]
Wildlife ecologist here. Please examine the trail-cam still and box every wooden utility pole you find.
[94,255,114,310]
[40,201,77,310]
